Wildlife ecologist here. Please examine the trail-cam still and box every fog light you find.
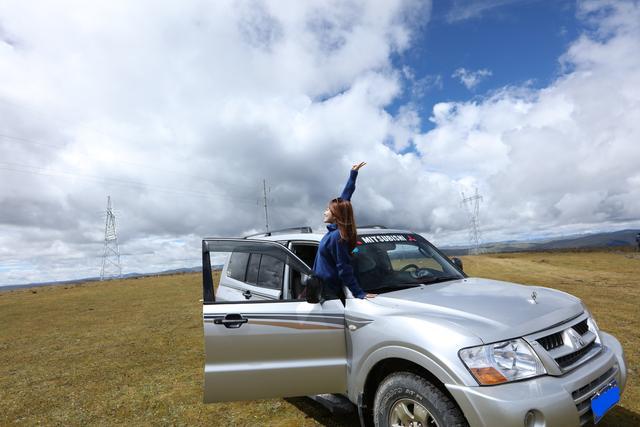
[524,409,545,427]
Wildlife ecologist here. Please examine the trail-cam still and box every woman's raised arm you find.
[339,162,366,201]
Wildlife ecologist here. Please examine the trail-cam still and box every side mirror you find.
[451,257,463,271]
[301,274,322,304]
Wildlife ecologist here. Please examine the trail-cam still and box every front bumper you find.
[446,332,627,427]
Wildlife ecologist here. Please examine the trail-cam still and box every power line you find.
[0,132,260,193]
[0,161,261,205]
[0,129,286,216]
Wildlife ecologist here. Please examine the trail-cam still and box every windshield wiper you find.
[366,284,421,293]
[416,275,461,285]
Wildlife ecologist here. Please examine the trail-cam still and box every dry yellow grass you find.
[0,251,638,426]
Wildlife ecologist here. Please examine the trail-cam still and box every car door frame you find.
[284,240,320,300]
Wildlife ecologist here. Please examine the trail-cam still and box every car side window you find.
[257,254,285,290]
[226,251,285,292]
[245,253,261,285]
[227,252,250,281]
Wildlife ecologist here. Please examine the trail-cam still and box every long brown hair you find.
[329,198,358,251]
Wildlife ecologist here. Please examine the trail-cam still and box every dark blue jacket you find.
[313,170,366,299]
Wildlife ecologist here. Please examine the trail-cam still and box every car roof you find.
[246,227,414,243]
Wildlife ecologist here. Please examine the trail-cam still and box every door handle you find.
[214,314,248,328]
[242,290,252,299]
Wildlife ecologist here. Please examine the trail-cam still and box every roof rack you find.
[244,226,313,239]
[360,225,388,229]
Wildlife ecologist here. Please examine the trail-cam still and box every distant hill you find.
[442,229,640,256]
[0,265,223,291]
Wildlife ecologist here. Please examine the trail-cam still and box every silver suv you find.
[201,226,627,427]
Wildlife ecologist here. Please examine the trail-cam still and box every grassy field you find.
[1,250,638,426]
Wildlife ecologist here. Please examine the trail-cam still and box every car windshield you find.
[352,233,464,294]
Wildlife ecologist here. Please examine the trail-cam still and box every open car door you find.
[202,238,347,403]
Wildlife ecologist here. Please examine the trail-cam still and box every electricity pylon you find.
[100,196,122,280]
[461,188,483,255]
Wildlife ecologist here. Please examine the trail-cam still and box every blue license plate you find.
[591,380,620,424]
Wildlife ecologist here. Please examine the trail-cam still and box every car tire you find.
[373,371,468,427]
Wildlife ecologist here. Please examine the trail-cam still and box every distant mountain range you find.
[3,229,639,290]
[441,229,640,256]
[0,265,222,292]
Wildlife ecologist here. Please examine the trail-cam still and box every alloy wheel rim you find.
[388,398,440,427]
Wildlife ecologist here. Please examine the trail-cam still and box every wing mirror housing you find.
[302,274,323,304]
[451,257,463,272]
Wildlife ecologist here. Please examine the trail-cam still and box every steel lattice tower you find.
[100,196,122,280]
[461,188,483,255]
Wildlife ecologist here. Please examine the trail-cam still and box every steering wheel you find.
[400,264,419,272]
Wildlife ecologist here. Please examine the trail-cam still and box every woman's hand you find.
[352,162,367,171]
[365,293,377,299]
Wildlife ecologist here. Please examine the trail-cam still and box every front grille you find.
[556,341,596,368]
[535,317,597,371]
[572,366,617,426]
[538,331,563,351]
[536,318,589,352]
[573,319,589,335]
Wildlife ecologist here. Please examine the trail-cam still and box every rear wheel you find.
[373,372,467,427]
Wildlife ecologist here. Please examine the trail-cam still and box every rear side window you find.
[257,254,285,290]
[226,252,285,291]
[227,252,249,281]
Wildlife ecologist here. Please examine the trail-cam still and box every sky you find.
[1,0,639,285]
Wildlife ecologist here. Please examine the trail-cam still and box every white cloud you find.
[452,67,493,90]
[402,66,443,97]
[417,0,640,241]
[445,0,521,23]
[0,0,436,285]
[1,0,639,285]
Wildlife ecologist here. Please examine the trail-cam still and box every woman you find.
[313,162,375,300]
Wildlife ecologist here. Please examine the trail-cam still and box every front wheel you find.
[373,372,468,427]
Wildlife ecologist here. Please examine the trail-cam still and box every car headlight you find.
[583,305,602,341]
[585,310,599,331]
[586,315,602,345]
[459,338,547,385]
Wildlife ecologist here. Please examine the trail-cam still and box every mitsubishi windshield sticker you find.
[360,234,416,244]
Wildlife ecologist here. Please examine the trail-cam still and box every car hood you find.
[369,278,584,343]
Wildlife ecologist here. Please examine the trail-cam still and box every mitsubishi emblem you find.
[566,328,585,350]
[528,291,538,304]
